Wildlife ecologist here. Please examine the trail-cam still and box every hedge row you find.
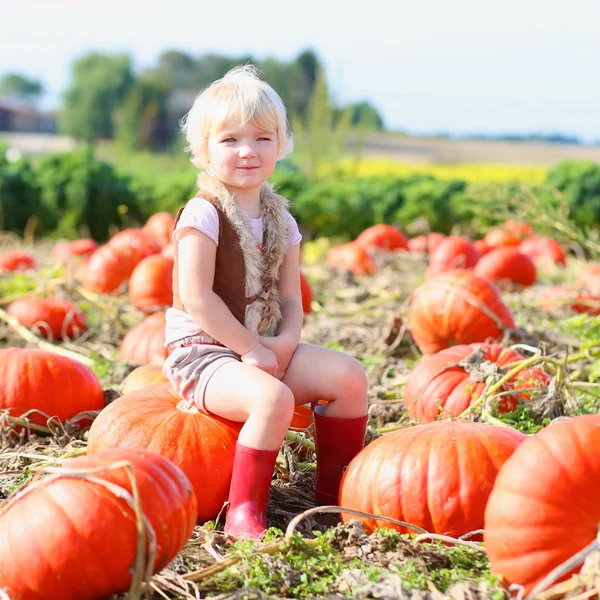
[1,147,600,242]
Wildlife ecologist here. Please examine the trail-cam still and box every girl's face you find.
[207,118,278,198]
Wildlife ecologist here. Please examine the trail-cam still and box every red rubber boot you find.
[312,404,368,505]
[223,442,279,540]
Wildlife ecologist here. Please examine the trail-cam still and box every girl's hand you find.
[240,344,278,377]
[259,334,298,380]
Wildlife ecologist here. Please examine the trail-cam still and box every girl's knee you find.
[338,356,368,396]
[252,382,295,420]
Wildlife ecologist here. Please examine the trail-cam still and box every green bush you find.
[36,147,142,241]
[0,159,52,234]
[546,160,600,226]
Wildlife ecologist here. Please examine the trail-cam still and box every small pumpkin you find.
[0,250,36,272]
[408,270,515,355]
[8,297,87,340]
[474,247,537,287]
[87,382,242,523]
[326,242,378,275]
[473,239,494,256]
[483,228,522,248]
[161,242,176,260]
[576,263,600,296]
[108,228,161,258]
[340,420,526,537]
[426,236,481,278]
[407,233,445,254]
[300,271,313,315]
[503,219,533,238]
[51,239,98,262]
[485,415,600,595]
[0,447,197,600]
[118,311,169,366]
[142,211,175,248]
[355,224,409,252]
[0,348,104,426]
[519,236,566,268]
[128,254,174,313]
[403,344,549,422]
[82,243,146,294]
[120,364,168,395]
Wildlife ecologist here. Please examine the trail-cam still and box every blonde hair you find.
[181,64,294,168]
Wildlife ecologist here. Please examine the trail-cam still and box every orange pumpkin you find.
[50,239,98,262]
[0,447,197,600]
[0,348,104,426]
[120,364,168,395]
[87,382,242,522]
[142,212,175,248]
[404,343,549,422]
[108,228,161,258]
[576,263,600,296]
[118,312,169,366]
[128,255,174,313]
[355,224,409,252]
[519,236,567,268]
[407,233,445,254]
[161,242,176,260]
[503,219,533,238]
[485,415,600,594]
[299,271,313,315]
[326,242,378,275]
[82,243,146,294]
[340,420,526,537]
[483,228,522,248]
[474,247,537,287]
[426,236,481,278]
[8,297,87,340]
[473,239,493,256]
[408,270,516,355]
[0,250,36,272]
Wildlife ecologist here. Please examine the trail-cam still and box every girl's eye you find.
[258,137,271,141]
[223,138,236,143]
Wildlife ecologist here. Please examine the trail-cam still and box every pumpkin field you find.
[1,205,600,600]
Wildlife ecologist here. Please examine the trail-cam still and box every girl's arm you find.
[177,227,259,356]
[275,243,304,346]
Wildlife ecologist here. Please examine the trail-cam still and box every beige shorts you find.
[162,343,241,414]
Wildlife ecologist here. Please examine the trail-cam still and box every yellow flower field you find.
[331,158,547,183]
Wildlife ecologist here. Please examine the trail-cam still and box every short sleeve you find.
[173,198,219,245]
[285,212,302,249]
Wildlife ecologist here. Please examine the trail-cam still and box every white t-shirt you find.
[165,198,302,345]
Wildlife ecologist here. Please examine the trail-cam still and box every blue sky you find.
[2,0,600,141]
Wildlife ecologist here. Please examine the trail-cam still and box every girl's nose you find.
[238,143,256,157]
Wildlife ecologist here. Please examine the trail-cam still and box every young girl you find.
[163,65,368,540]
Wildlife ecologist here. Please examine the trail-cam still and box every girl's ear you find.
[190,156,206,169]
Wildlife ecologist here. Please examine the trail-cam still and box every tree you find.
[60,53,134,142]
[0,73,44,105]
[116,73,171,150]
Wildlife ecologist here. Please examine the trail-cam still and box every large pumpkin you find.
[87,382,242,523]
[128,254,174,313]
[340,420,526,537]
[403,344,550,422]
[8,297,87,340]
[354,224,409,252]
[82,243,146,294]
[118,311,169,365]
[485,415,600,594]
[0,348,104,426]
[426,236,481,278]
[474,247,537,287]
[408,270,516,355]
[0,447,197,600]
[142,212,175,248]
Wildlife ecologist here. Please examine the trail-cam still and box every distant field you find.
[3,132,600,177]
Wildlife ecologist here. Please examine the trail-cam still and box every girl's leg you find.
[203,362,294,539]
[281,343,369,505]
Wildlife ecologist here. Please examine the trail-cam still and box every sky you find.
[2,0,600,141]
